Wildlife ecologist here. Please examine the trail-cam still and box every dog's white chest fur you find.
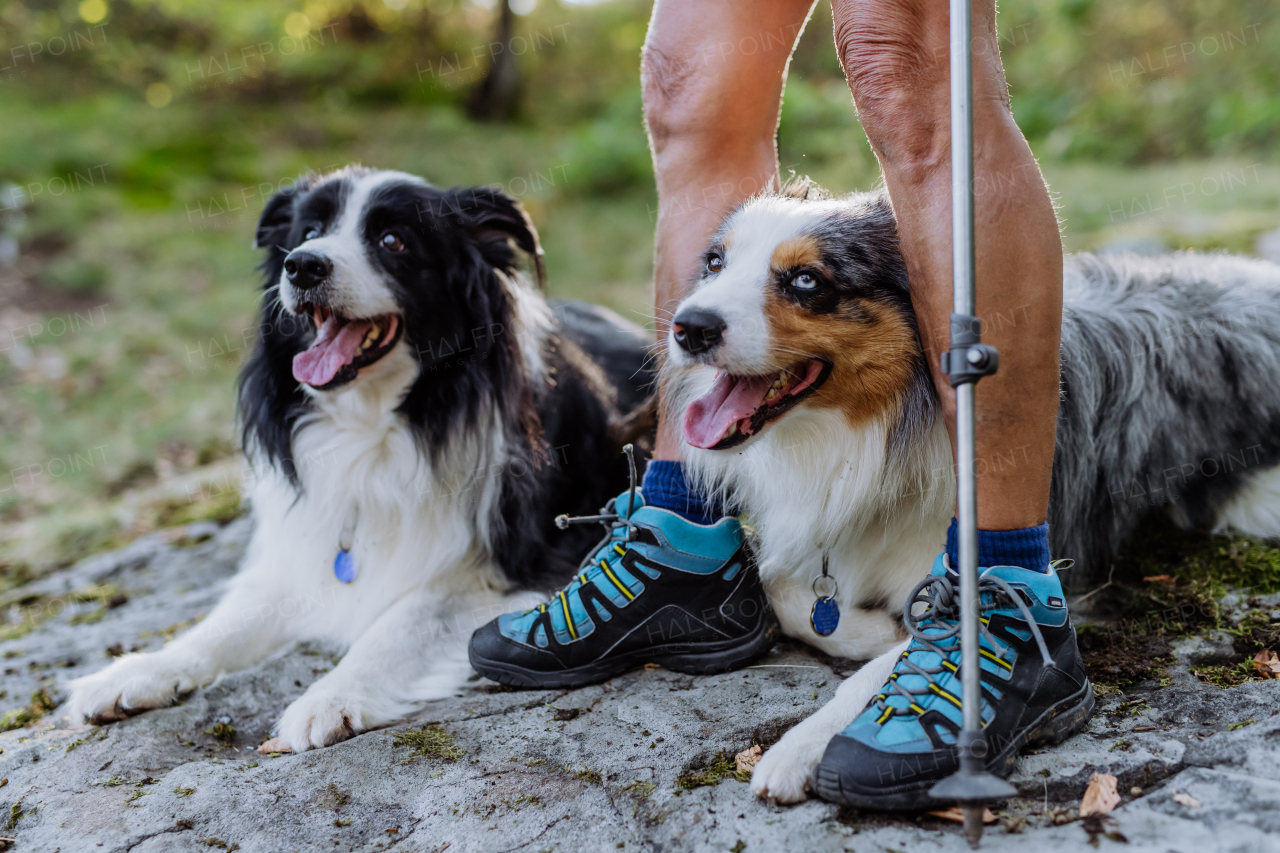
[687,404,955,660]
[242,356,506,646]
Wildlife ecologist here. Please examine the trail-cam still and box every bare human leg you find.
[832,0,1063,530]
[643,0,818,463]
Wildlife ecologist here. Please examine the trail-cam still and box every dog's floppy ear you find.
[254,174,317,250]
[254,190,296,251]
[445,185,546,290]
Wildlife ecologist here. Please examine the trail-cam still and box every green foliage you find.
[998,0,1280,161]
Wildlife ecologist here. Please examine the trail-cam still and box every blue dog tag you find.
[810,596,840,637]
[333,549,358,584]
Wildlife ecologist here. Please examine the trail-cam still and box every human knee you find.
[833,8,948,166]
[642,42,708,149]
[641,40,770,154]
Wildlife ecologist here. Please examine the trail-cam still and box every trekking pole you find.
[929,0,1015,847]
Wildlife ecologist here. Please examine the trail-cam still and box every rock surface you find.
[1,519,1277,852]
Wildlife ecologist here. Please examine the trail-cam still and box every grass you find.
[392,724,464,761]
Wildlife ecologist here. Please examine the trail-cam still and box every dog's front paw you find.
[750,725,830,803]
[267,684,398,754]
[66,653,203,724]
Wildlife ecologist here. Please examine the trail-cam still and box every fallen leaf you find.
[1141,575,1175,586]
[1080,772,1120,817]
[1252,650,1280,679]
[1171,789,1201,808]
[927,806,996,824]
[735,745,762,774]
[257,738,292,755]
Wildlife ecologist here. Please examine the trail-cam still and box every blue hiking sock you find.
[641,460,728,525]
[945,518,1051,573]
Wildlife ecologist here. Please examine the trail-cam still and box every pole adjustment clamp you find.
[941,312,999,388]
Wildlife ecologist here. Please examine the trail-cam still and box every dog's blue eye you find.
[304,227,320,240]
[792,273,818,290]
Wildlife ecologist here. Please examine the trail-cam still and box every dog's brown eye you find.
[707,255,723,273]
[792,272,818,290]
[380,233,405,253]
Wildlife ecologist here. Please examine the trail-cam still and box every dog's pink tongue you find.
[292,315,372,386]
[683,372,773,449]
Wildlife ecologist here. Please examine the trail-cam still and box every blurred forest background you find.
[1,0,1278,583]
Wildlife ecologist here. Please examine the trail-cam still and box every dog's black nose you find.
[672,308,727,355]
[283,250,332,290]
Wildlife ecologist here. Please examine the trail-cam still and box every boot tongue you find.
[293,314,373,386]
[683,372,774,449]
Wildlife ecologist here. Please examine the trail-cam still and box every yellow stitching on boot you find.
[559,592,577,640]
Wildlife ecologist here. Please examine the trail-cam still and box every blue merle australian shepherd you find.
[661,181,1280,802]
[68,167,652,752]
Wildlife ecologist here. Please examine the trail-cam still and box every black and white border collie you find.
[67,167,651,751]
[664,181,1280,802]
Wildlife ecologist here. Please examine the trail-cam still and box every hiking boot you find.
[468,488,777,689]
[813,555,1093,811]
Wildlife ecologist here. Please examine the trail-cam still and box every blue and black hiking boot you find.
[468,484,778,689]
[813,555,1093,811]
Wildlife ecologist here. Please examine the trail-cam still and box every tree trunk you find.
[467,1,520,122]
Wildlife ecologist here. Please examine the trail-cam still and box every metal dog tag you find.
[810,552,839,637]
[810,596,840,637]
[334,510,358,583]
[333,549,358,584]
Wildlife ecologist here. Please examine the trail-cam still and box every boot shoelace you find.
[517,445,643,629]
[871,570,1056,725]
